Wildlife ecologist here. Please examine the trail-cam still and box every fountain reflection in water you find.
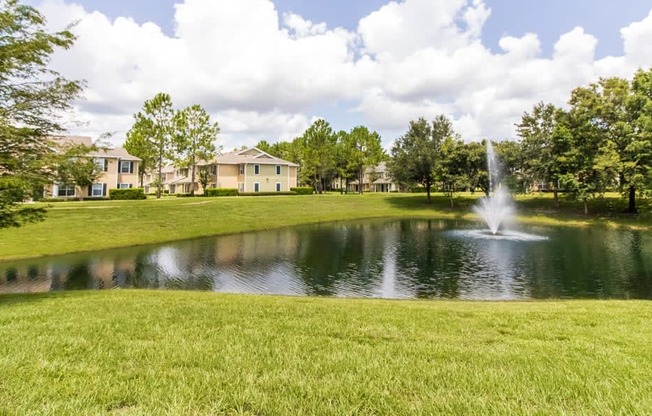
[474,140,514,235]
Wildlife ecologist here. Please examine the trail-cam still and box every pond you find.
[1,219,651,300]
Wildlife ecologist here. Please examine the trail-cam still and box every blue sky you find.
[32,0,652,148]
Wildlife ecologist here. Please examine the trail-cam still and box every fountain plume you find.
[474,141,514,234]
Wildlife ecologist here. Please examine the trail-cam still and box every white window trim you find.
[57,184,76,197]
[276,182,281,192]
[91,183,104,197]
[276,165,281,175]
[95,158,106,171]
[118,183,131,189]
[119,160,131,174]
[254,182,260,193]
[254,164,260,175]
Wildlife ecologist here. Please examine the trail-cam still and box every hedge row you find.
[238,192,297,196]
[109,188,147,200]
[290,187,314,195]
[205,188,239,197]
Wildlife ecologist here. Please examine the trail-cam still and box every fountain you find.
[473,141,514,234]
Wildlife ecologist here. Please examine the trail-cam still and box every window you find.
[91,183,104,197]
[95,158,108,172]
[57,185,75,197]
[118,183,131,189]
[254,182,260,192]
[276,182,281,192]
[120,160,132,173]
[276,165,281,175]
[239,165,245,175]
[254,164,260,175]
[238,183,245,192]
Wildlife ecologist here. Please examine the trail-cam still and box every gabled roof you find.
[49,135,141,161]
[210,147,299,167]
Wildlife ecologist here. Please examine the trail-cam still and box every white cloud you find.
[34,0,652,149]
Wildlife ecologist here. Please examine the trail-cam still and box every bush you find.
[239,192,297,196]
[109,188,146,200]
[291,187,313,195]
[205,188,238,197]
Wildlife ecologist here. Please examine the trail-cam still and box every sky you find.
[29,0,652,150]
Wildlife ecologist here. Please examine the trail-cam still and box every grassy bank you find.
[0,291,650,414]
[0,193,649,261]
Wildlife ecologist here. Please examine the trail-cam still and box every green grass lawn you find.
[0,291,651,415]
[1,192,650,261]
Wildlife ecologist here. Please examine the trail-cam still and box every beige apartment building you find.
[46,136,141,199]
[145,147,299,194]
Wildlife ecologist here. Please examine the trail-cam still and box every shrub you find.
[238,192,297,196]
[291,187,313,195]
[205,188,238,197]
[109,188,146,200]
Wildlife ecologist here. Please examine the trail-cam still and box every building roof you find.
[49,135,141,161]
[210,147,299,167]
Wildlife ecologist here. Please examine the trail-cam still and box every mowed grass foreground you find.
[1,193,650,261]
[0,291,651,415]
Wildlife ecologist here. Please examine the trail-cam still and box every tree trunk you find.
[190,156,196,196]
[157,154,162,199]
[425,183,431,204]
[583,199,588,215]
[628,185,637,214]
[553,188,559,209]
[359,168,364,195]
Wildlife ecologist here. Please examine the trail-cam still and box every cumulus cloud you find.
[35,0,652,149]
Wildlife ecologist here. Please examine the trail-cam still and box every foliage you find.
[55,141,105,201]
[238,191,297,196]
[197,166,212,194]
[291,187,314,195]
[130,93,175,199]
[389,115,458,203]
[172,104,219,195]
[0,0,83,228]
[109,188,146,200]
[301,119,337,193]
[339,126,385,194]
[205,188,238,197]
[124,125,156,188]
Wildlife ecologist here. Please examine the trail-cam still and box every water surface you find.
[1,219,651,300]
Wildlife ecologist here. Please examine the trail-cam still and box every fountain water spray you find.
[473,141,514,234]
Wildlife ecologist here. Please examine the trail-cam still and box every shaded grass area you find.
[1,193,650,261]
[0,291,651,415]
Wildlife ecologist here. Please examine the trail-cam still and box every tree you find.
[301,119,337,194]
[197,166,211,194]
[437,136,468,207]
[55,137,112,201]
[0,0,83,227]
[389,115,456,203]
[341,126,385,194]
[131,93,175,199]
[517,102,570,206]
[172,104,219,195]
[124,126,156,188]
[569,75,652,213]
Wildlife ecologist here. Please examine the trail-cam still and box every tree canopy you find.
[0,0,83,228]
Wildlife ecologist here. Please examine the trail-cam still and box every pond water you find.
[1,219,651,300]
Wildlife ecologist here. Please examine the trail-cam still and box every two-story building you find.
[145,147,299,195]
[46,136,141,199]
[347,162,402,193]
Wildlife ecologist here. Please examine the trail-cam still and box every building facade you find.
[46,136,141,199]
[145,147,299,195]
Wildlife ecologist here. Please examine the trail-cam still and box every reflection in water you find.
[1,219,652,300]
